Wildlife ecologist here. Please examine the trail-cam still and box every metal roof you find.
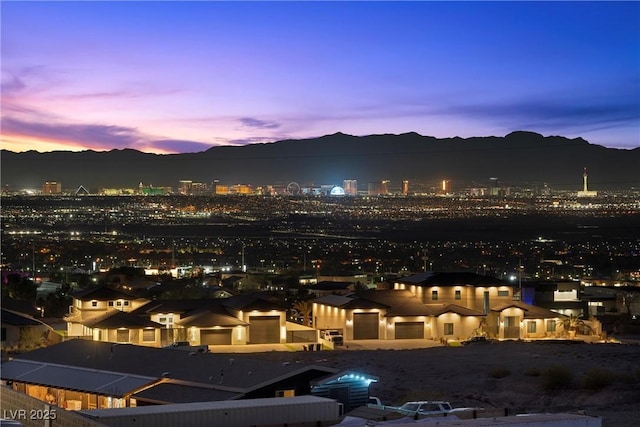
[132,382,240,404]
[80,395,335,418]
[1,308,44,326]
[1,359,157,397]
[11,340,337,395]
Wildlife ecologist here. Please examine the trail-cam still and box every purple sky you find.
[1,1,639,153]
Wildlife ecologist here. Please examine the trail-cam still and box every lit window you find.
[444,323,453,335]
[455,290,461,300]
[546,320,557,332]
[527,321,537,333]
[431,291,438,301]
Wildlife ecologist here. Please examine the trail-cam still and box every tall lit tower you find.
[577,167,597,197]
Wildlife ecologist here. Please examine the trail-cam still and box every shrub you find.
[489,367,511,379]
[541,365,573,390]
[524,367,541,377]
[582,368,614,390]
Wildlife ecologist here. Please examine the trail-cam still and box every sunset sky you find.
[1,1,639,154]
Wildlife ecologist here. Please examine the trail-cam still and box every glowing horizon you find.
[2,2,639,154]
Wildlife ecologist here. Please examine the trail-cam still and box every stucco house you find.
[65,287,293,347]
[313,289,487,341]
[314,272,576,342]
[65,286,150,339]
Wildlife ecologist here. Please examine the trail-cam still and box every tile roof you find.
[398,272,506,287]
[431,304,487,317]
[82,310,163,329]
[491,300,564,319]
[72,286,140,301]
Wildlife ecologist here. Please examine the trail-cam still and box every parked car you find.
[322,330,344,346]
[387,401,483,418]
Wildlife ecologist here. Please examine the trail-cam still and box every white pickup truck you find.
[368,399,481,418]
[322,330,344,346]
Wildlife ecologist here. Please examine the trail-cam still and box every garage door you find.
[353,313,379,340]
[200,329,232,345]
[249,316,280,343]
[395,322,424,339]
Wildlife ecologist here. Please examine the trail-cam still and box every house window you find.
[124,301,130,307]
[455,290,461,300]
[116,329,129,343]
[116,301,122,306]
[91,301,98,307]
[527,321,537,333]
[546,320,557,332]
[142,329,155,342]
[443,323,454,335]
[431,290,438,301]
[108,301,114,307]
[498,290,509,297]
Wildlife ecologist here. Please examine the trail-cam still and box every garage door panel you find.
[250,316,280,344]
[201,329,232,345]
[395,322,424,339]
[353,313,379,340]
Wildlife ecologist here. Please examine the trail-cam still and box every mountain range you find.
[1,131,638,191]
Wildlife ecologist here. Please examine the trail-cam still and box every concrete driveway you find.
[208,339,443,353]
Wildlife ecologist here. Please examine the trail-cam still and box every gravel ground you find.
[258,340,640,426]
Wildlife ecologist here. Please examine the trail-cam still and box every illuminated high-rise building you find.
[368,180,390,195]
[43,181,62,195]
[441,179,450,194]
[381,180,390,195]
[179,180,193,195]
[402,180,409,195]
[343,179,358,196]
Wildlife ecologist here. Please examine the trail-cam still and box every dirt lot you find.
[259,340,640,426]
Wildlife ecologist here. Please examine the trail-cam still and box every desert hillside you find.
[259,340,640,427]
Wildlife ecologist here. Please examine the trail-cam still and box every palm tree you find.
[557,314,591,338]
[293,300,314,327]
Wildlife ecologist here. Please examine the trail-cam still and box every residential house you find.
[307,281,355,298]
[0,340,343,410]
[130,293,289,346]
[313,289,486,342]
[1,308,62,351]
[394,272,514,313]
[314,272,576,342]
[65,286,150,339]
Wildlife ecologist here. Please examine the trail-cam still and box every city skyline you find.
[1,1,639,154]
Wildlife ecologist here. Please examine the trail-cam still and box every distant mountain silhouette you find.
[2,131,638,191]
